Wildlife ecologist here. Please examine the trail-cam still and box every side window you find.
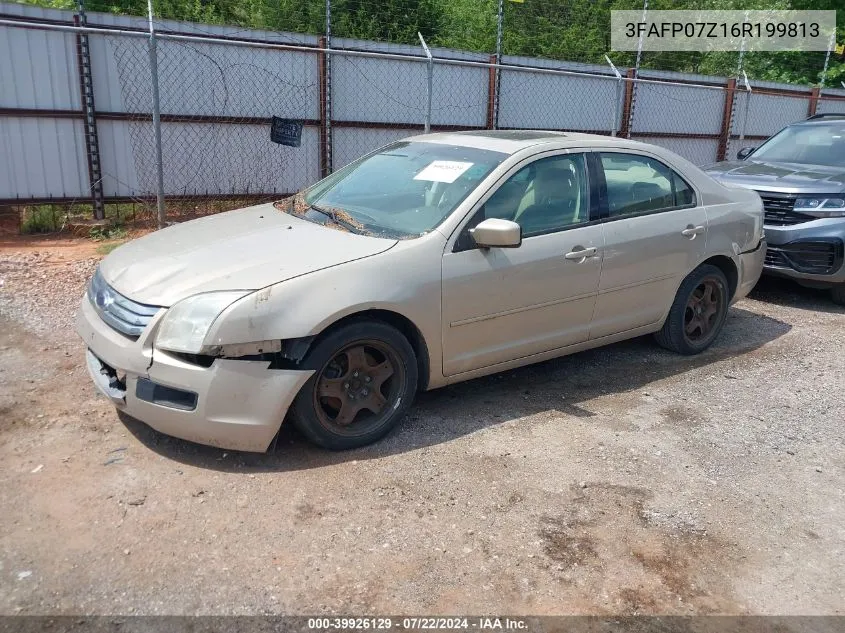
[673,172,695,206]
[483,153,589,238]
[600,153,695,217]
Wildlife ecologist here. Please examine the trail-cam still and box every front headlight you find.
[794,196,845,218]
[155,291,249,354]
[87,267,107,309]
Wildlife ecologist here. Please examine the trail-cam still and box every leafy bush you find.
[21,206,62,234]
[89,225,128,241]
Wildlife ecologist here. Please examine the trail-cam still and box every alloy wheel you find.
[684,277,723,343]
[312,340,405,433]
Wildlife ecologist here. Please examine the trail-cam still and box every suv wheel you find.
[291,321,418,450]
[655,264,730,355]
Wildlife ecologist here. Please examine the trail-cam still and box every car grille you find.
[757,192,816,226]
[763,249,789,268]
[88,270,161,338]
[764,240,844,275]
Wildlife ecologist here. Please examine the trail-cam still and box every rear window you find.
[600,153,695,217]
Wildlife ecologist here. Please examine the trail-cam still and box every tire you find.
[831,284,845,306]
[290,320,418,450]
[654,264,730,355]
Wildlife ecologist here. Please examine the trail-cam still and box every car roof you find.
[793,116,845,127]
[404,130,656,155]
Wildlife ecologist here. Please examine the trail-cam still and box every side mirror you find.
[736,146,756,160]
[470,218,522,248]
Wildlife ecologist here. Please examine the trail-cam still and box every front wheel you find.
[654,264,730,355]
[290,321,418,450]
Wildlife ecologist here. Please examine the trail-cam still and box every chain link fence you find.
[108,33,318,221]
[496,60,622,135]
[0,0,842,232]
[629,78,727,166]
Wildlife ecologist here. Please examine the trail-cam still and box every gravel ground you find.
[0,243,843,616]
[0,250,98,335]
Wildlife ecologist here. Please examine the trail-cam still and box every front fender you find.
[203,235,445,379]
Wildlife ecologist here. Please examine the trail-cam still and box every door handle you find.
[681,225,705,238]
[564,246,598,261]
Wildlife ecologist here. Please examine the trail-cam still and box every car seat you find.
[485,177,532,220]
[514,162,580,234]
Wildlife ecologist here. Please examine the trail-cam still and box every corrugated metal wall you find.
[1,1,842,206]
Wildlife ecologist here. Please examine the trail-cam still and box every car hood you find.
[99,203,397,306]
[704,159,845,194]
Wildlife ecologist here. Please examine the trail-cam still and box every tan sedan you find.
[77,131,765,451]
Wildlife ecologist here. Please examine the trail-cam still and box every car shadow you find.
[119,306,791,472]
[749,276,845,314]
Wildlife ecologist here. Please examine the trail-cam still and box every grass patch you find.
[89,225,128,241]
[95,241,126,256]
[21,205,63,234]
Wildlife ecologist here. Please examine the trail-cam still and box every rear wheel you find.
[291,321,418,450]
[655,264,730,355]
[831,284,845,306]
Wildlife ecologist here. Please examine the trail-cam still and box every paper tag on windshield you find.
[413,161,474,183]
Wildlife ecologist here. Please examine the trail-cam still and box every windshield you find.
[750,122,845,167]
[287,142,508,238]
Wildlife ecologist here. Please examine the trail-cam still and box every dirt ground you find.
[0,236,843,616]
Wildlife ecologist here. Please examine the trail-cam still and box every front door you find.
[590,151,707,339]
[441,152,604,376]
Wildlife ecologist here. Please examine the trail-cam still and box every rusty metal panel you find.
[0,117,88,199]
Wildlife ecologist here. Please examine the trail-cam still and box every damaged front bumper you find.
[76,296,313,452]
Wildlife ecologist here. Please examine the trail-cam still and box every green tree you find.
[21,0,845,86]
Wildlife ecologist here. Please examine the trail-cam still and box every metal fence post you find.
[418,32,432,133]
[634,0,648,78]
[324,0,333,174]
[74,0,105,221]
[605,55,622,137]
[493,0,503,129]
[739,71,751,143]
[736,10,749,76]
[808,86,821,117]
[486,54,497,129]
[318,36,330,177]
[717,78,736,161]
[620,68,636,138]
[146,0,166,228]
[819,30,835,89]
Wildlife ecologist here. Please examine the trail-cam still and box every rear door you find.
[590,151,706,340]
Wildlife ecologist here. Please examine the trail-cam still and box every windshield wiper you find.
[309,204,365,235]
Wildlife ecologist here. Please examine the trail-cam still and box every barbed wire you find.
[5,0,844,229]
[108,33,316,219]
